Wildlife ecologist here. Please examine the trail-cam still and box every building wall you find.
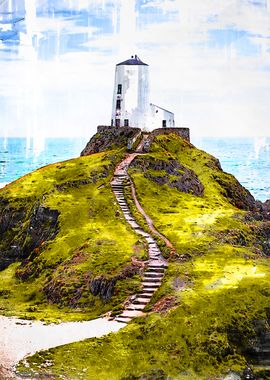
[111,64,150,129]
[149,103,174,130]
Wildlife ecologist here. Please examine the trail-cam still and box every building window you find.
[124,119,129,127]
[116,99,121,110]
[162,120,167,128]
[117,84,122,94]
[115,119,120,127]
[111,119,113,127]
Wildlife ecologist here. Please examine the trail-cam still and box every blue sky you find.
[0,0,270,138]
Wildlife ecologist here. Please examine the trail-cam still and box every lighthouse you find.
[111,55,150,130]
[111,55,175,131]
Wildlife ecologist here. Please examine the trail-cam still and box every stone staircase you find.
[111,154,169,323]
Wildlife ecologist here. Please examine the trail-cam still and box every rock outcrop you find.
[213,172,256,211]
[0,201,59,271]
[130,156,204,196]
[81,126,141,155]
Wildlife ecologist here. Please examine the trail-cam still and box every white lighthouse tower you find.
[111,55,150,130]
[111,55,175,131]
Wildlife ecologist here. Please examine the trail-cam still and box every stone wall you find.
[149,127,190,142]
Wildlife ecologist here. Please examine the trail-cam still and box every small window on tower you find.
[117,84,122,94]
[115,119,120,127]
[116,99,121,110]
[124,119,129,127]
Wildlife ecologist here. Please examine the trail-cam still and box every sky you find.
[0,0,270,138]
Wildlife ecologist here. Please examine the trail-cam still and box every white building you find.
[111,55,175,131]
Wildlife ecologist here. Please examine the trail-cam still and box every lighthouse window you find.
[124,119,129,127]
[162,120,167,128]
[115,119,120,127]
[117,84,122,94]
[116,99,121,110]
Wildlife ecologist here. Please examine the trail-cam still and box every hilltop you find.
[0,130,270,379]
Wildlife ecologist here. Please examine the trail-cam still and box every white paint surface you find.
[111,59,150,129]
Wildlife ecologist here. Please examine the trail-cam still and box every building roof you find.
[117,55,148,66]
[150,103,174,115]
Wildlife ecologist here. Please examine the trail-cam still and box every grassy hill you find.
[1,133,270,378]
[0,149,146,321]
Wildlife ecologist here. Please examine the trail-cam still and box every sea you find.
[0,137,269,202]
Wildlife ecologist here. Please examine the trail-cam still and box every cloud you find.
[1,0,270,137]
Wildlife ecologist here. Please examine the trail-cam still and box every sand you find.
[0,316,125,378]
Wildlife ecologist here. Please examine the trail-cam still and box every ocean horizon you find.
[0,136,269,202]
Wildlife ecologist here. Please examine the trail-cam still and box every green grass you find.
[0,150,146,321]
[9,134,270,378]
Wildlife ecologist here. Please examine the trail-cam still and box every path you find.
[111,147,173,323]
[0,316,125,379]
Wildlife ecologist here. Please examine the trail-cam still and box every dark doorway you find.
[117,84,122,94]
[116,99,121,110]
[115,119,120,127]
[162,120,167,128]
[124,119,129,127]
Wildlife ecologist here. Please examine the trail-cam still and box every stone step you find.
[119,310,144,318]
[136,230,150,237]
[144,272,164,278]
[115,317,131,323]
[133,298,150,305]
[142,282,161,288]
[112,185,125,189]
[138,293,152,299]
[141,288,157,293]
[126,304,146,311]
[128,221,140,227]
[146,239,156,244]
[146,267,164,273]
[123,214,133,219]
[143,277,162,283]
[148,263,168,268]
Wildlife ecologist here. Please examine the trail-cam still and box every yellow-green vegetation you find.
[12,135,270,378]
[0,150,146,321]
